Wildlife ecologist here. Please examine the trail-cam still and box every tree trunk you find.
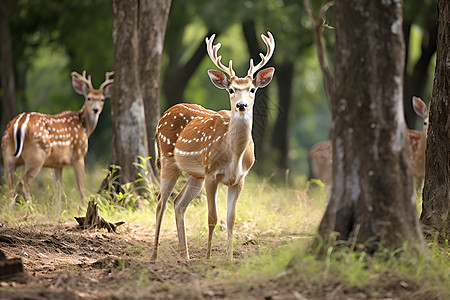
[0,0,16,180]
[318,0,423,252]
[242,20,271,170]
[111,0,149,185]
[0,0,16,134]
[272,61,294,172]
[420,0,450,239]
[138,0,171,176]
[161,30,217,109]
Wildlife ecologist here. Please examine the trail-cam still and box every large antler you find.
[71,70,94,90]
[205,34,236,78]
[247,31,275,77]
[99,71,114,90]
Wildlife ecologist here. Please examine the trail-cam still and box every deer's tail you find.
[13,113,29,158]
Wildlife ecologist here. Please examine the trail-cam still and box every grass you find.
[0,166,449,299]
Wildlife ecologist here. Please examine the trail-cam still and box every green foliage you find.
[5,0,436,178]
[133,156,159,197]
[26,46,73,113]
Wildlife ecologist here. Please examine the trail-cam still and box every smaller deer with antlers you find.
[309,96,429,191]
[152,32,275,260]
[1,71,113,210]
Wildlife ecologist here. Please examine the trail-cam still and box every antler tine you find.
[205,34,236,78]
[247,31,275,77]
[99,71,114,90]
[71,70,94,90]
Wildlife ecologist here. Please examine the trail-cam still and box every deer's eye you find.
[424,121,428,126]
[229,88,234,94]
[250,88,255,93]
[87,97,92,101]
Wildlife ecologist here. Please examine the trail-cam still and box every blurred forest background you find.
[0,0,437,179]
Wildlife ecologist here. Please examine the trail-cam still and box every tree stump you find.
[0,249,24,278]
[75,200,125,233]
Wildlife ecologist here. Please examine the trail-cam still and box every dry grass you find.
[0,167,448,300]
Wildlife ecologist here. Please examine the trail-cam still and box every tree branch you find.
[304,0,334,103]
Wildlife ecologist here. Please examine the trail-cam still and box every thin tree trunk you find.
[138,0,171,177]
[242,20,272,168]
[0,0,16,180]
[162,30,217,109]
[272,61,294,172]
[319,0,423,252]
[421,0,450,239]
[0,0,16,132]
[111,0,149,185]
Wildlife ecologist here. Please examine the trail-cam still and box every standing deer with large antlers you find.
[152,32,275,260]
[1,71,113,210]
[309,97,429,191]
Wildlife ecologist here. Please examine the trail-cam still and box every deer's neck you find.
[79,106,99,137]
[417,130,427,161]
[225,111,253,157]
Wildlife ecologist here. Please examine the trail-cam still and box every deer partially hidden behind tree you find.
[1,71,113,211]
[309,96,429,191]
[152,32,275,260]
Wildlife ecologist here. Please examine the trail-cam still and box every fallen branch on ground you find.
[75,199,125,233]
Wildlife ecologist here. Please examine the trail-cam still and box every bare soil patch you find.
[0,221,443,299]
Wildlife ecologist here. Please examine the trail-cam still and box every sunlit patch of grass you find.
[177,175,328,255]
[218,238,450,298]
[0,166,106,223]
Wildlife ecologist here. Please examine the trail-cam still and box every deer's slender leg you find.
[4,156,17,204]
[52,168,63,212]
[226,178,244,259]
[174,175,204,260]
[17,158,45,204]
[205,176,219,259]
[72,159,86,204]
[152,161,181,260]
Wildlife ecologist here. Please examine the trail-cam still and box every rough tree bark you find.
[139,0,171,174]
[318,0,423,252]
[111,0,149,185]
[0,0,16,137]
[421,0,450,238]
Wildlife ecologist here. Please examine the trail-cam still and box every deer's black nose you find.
[93,108,99,114]
[236,102,247,111]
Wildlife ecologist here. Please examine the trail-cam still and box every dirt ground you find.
[0,220,444,300]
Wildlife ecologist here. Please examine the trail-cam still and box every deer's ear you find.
[72,77,88,96]
[103,84,113,98]
[412,96,428,118]
[255,67,275,88]
[207,70,229,89]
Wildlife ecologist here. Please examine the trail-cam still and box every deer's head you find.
[205,32,275,119]
[412,96,429,137]
[71,71,114,121]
